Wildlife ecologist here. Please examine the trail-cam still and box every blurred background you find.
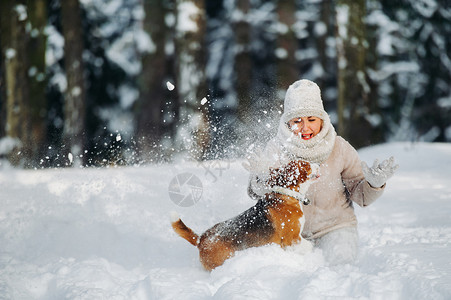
[0,0,450,168]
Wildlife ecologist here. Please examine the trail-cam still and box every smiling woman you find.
[288,117,323,140]
[246,79,398,265]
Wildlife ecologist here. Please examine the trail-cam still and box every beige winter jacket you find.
[247,136,385,240]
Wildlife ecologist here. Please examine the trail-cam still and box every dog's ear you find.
[266,160,311,189]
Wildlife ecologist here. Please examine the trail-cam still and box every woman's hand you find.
[361,156,399,188]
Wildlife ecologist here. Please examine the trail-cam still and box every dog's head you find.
[266,160,319,193]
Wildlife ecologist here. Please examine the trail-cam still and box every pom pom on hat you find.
[281,79,329,123]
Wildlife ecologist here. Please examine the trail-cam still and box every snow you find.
[336,4,349,40]
[0,137,21,156]
[412,0,438,18]
[1,142,451,299]
[68,153,74,164]
[166,81,175,91]
[118,84,139,109]
[14,4,27,21]
[369,61,420,81]
[106,31,144,76]
[177,2,200,33]
[5,48,17,60]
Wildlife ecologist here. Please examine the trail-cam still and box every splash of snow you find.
[0,137,21,155]
[166,81,175,91]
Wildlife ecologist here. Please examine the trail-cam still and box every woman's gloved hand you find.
[361,156,399,188]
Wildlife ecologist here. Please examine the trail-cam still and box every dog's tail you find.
[170,212,199,247]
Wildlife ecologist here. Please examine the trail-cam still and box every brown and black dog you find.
[171,160,318,271]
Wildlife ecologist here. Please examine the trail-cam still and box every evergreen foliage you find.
[0,0,450,167]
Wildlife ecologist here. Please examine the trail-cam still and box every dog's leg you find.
[198,237,234,271]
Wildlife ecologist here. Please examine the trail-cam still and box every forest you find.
[1,0,450,168]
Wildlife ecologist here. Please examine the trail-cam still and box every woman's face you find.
[288,116,323,140]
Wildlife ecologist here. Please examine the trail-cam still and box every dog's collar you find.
[271,186,310,205]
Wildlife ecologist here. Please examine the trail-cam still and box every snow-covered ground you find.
[1,142,450,299]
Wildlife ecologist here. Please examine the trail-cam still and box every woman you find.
[245,79,398,264]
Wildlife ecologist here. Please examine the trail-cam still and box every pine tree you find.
[336,0,373,148]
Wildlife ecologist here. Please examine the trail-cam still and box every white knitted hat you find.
[281,79,328,124]
[276,79,336,164]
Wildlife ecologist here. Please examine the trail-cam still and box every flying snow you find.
[166,81,175,91]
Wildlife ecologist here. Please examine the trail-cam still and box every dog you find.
[171,160,319,271]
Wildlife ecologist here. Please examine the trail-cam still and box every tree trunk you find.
[234,0,253,122]
[316,0,333,90]
[61,0,87,166]
[336,0,371,148]
[27,0,48,164]
[0,1,8,140]
[0,53,4,139]
[365,2,383,144]
[276,0,298,96]
[175,0,210,160]
[1,0,32,166]
[136,0,172,162]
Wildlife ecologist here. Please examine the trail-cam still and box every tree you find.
[372,0,451,142]
[234,0,253,122]
[175,0,210,160]
[316,0,336,91]
[26,0,48,164]
[60,0,87,166]
[0,1,32,166]
[276,0,298,94]
[0,3,8,140]
[136,0,174,162]
[336,0,375,148]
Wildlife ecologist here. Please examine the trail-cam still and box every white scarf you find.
[276,117,336,164]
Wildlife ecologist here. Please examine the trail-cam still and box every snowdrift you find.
[1,142,451,299]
